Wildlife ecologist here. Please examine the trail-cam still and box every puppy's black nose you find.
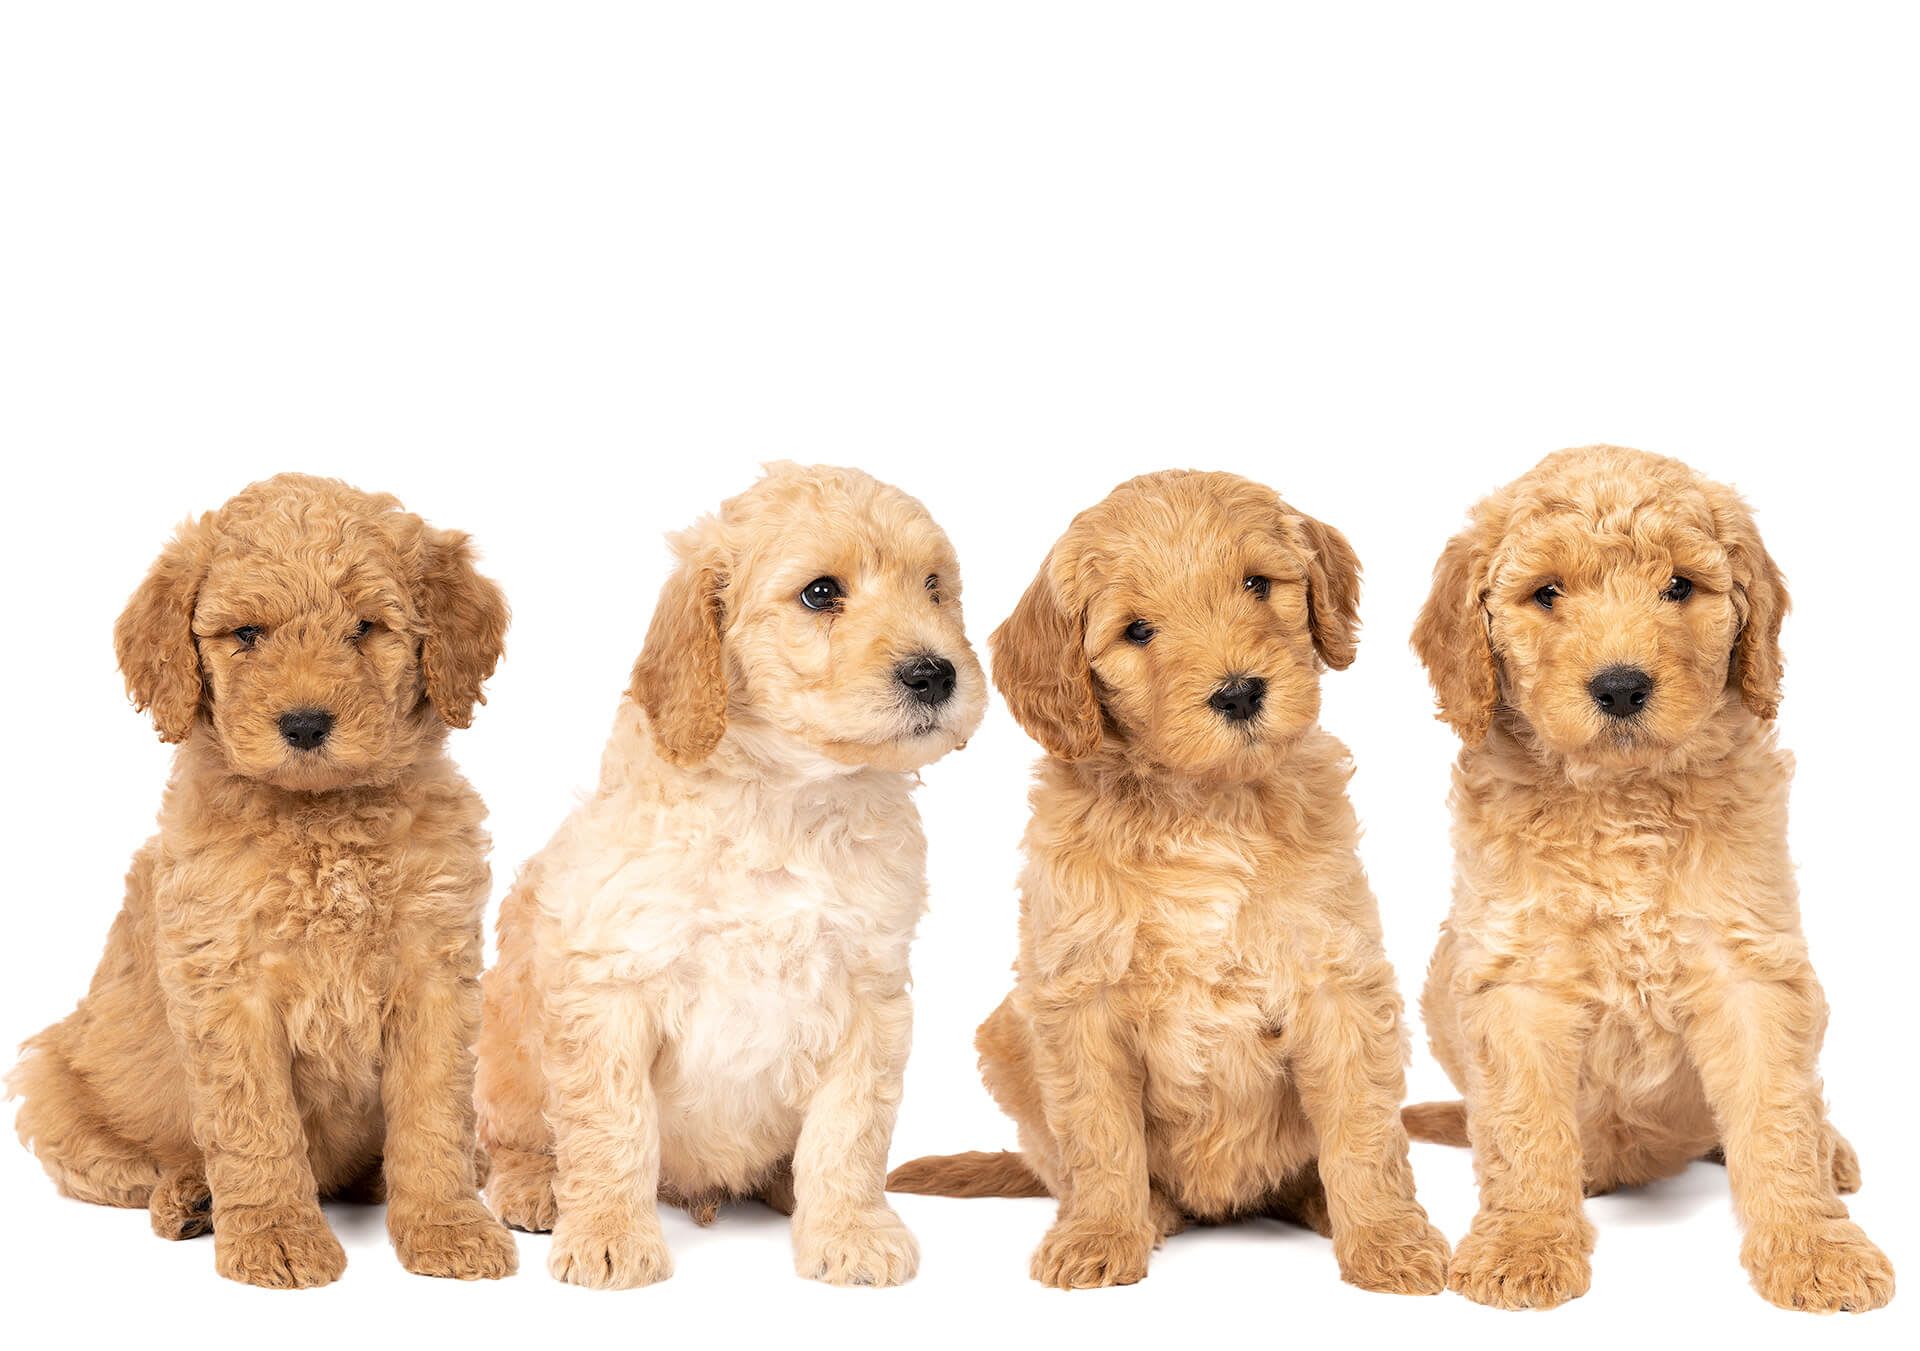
[278,708,335,750]
[896,654,957,707]
[1588,666,1654,719]
[1208,675,1267,723]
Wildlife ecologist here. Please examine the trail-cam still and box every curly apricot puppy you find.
[10,474,515,1288]
[890,471,1447,1294]
[1404,446,1893,1312]
[476,464,984,1289]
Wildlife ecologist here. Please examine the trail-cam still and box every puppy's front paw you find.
[1744,1218,1893,1313]
[1030,1215,1155,1289]
[794,1206,919,1287]
[1447,1211,1591,1309]
[149,1163,212,1241]
[548,1214,673,1290]
[214,1207,346,1289]
[391,1200,518,1280]
[1336,1212,1450,1295]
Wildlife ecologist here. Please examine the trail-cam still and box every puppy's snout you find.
[1588,666,1653,719]
[896,654,957,708]
[278,708,335,750]
[1208,675,1267,723]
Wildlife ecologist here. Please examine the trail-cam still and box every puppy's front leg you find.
[544,978,672,1289]
[1446,980,1594,1310]
[380,945,517,1279]
[1026,991,1156,1289]
[161,966,345,1289]
[791,986,918,1286]
[1683,950,1893,1312]
[1287,952,1448,1295]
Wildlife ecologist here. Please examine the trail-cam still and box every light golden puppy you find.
[11,474,514,1287]
[1404,445,1893,1312]
[476,463,984,1288]
[890,471,1448,1293]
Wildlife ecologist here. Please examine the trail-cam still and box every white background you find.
[1,3,1914,1347]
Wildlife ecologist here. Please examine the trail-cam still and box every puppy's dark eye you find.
[1244,576,1271,601]
[350,619,375,642]
[799,577,845,611]
[1662,576,1694,603]
[1533,584,1561,611]
[1125,620,1154,645]
[233,625,263,648]
[925,573,941,605]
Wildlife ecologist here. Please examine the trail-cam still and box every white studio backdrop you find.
[1,4,1914,1349]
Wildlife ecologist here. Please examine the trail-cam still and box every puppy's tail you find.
[886,1150,1048,1198]
[1402,1100,1470,1147]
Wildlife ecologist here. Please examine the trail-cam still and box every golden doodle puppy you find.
[476,463,984,1288]
[890,471,1448,1294]
[11,474,514,1288]
[1404,446,1893,1312]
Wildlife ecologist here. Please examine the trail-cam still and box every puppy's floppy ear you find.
[1291,510,1362,670]
[990,550,1101,761]
[629,536,729,766]
[416,527,509,729]
[114,516,212,743]
[1412,517,1501,745]
[1713,488,1789,720]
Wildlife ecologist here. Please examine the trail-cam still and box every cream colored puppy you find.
[476,464,984,1288]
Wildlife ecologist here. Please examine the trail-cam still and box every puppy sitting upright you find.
[12,474,514,1287]
[476,463,984,1288]
[1406,446,1893,1312]
[890,471,1447,1293]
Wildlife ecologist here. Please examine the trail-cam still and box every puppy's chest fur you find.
[1456,731,1795,1050]
[156,769,488,1071]
[1027,743,1363,1078]
[555,766,927,1110]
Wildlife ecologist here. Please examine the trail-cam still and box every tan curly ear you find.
[990,552,1101,760]
[114,517,211,743]
[1411,521,1500,745]
[417,527,509,729]
[1714,489,1789,720]
[1292,511,1362,670]
[629,551,729,765]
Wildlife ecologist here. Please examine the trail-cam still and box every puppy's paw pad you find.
[1745,1220,1894,1313]
[392,1202,518,1280]
[548,1220,672,1290]
[796,1208,919,1287]
[1338,1214,1450,1295]
[1447,1214,1591,1309]
[215,1212,346,1289]
[149,1168,212,1241]
[485,1161,558,1233]
[1030,1217,1155,1289]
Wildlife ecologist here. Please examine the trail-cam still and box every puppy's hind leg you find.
[150,1158,213,1240]
[10,1034,160,1210]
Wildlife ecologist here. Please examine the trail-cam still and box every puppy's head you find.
[628,463,984,773]
[1413,445,1785,767]
[115,474,508,790]
[992,471,1360,780]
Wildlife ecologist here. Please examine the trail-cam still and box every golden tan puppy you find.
[476,464,984,1288]
[1404,445,1893,1312]
[890,471,1447,1293]
[11,474,514,1287]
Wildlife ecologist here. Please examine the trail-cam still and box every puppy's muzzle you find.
[1208,675,1267,723]
[278,708,336,750]
[1587,666,1653,720]
[896,654,957,708]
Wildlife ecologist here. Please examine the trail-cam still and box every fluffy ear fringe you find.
[990,552,1101,761]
